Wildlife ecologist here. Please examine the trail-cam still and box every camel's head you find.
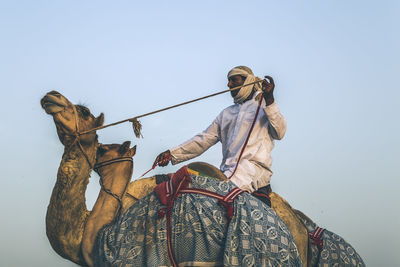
[41,90,104,146]
[95,141,136,177]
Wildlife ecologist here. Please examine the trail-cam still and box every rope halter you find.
[94,156,134,216]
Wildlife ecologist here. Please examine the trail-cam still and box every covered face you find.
[227,66,262,104]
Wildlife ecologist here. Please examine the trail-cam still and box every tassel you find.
[129,118,143,138]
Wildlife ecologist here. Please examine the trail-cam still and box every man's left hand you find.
[153,150,172,168]
[262,75,275,106]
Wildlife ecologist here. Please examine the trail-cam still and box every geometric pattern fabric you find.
[94,167,302,266]
[299,212,366,266]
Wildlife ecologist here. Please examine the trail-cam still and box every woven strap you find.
[94,157,133,170]
[309,226,325,251]
[155,167,244,267]
[180,187,244,221]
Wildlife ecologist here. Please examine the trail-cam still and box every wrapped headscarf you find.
[227,66,263,104]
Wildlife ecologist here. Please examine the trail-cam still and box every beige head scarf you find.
[227,66,263,104]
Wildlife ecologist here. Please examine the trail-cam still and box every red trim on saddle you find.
[154,166,245,267]
[180,187,244,222]
[252,191,271,200]
[309,226,325,251]
[154,167,191,267]
[155,167,191,207]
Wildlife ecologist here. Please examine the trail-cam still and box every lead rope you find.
[138,93,264,180]
[137,153,172,179]
[228,93,264,179]
[78,80,264,137]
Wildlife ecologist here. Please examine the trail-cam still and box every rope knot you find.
[129,118,143,138]
[309,227,325,251]
[218,200,234,221]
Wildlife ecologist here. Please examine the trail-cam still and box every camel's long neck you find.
[46,141,97,266]
[80,159,133,267]
[99,165,133,210]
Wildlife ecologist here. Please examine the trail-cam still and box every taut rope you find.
[78,80,264,137]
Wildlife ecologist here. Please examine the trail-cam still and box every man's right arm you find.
[170,117,220,165]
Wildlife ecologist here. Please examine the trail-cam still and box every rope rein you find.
[228,93,264,179]
[78,80,264,137]
[138,153,172,179]
[63,80,265,213]
[64,105,94,169]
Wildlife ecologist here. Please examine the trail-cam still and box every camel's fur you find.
[270,192,311,266]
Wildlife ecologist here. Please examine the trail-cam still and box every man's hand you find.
[262,75,275,106]
[153,150,172,168]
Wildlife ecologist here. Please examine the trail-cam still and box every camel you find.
[41,91,365,266]
[41,91,301,266]
[41,90,104,265]
[41,90,164,265]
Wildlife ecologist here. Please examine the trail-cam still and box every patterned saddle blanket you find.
[294,210,365,267]
[94,166,302,266]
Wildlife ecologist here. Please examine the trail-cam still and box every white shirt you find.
[170,91,286,192]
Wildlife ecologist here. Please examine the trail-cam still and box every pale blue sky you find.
[1,1,399,266]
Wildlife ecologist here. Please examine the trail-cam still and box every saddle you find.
[124,162,311,266]
[179,162,312,266]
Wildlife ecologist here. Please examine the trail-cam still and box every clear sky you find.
[1,1,399,266]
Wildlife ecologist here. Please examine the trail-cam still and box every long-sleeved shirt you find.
[170,91,286,192]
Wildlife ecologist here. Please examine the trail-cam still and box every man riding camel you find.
[153,65,286,206]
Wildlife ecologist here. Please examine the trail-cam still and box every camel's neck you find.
[99,165,133,202]
[80,159,133,267]
[46,140,97,266]
[102,167,133,185]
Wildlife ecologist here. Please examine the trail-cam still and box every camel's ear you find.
[97,144,108,156]
[96,113,104,127]
[128,145,137,157]
[119,141,131,155]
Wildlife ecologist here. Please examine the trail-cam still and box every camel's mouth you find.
[41,91,68,114]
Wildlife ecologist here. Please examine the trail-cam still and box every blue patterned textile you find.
[94,169,302,266]
[299,213,365,267]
